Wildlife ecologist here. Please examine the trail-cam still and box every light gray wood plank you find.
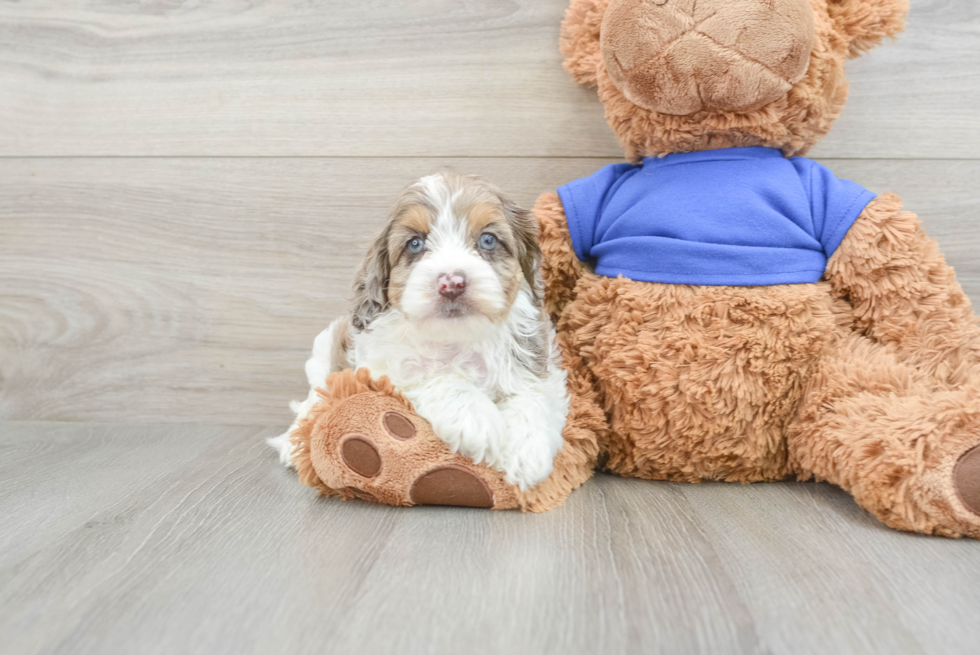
[2,157,979,425]
[0,421,267,565]
[2,421,978,655]
[682,482,980,655]
[0,156,607,426]
[810,0,980,160]
[0,0,976,158]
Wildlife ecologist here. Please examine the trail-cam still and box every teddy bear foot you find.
[953,445,980,518]
[336,408,497,508]
[287,367,599,513]
[904,438,980,540]
[409,464,494,508]
[318,395,513,508]
[289,369,520,510]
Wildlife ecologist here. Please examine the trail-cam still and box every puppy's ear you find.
[828,0,908,58]
[502,197,542,305]
[350,224,392,332]
[560,0,613,86]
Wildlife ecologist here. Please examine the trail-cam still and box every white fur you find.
[266,318,347,466]
[352,293,568,489]
[269,173,568,490]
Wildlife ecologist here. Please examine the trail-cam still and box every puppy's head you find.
[351,172,540,341]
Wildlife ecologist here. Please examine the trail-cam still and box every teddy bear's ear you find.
[828,0,909,58]
[560,0,612,86]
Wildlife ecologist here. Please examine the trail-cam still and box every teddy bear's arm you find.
[535,191,587,321]
[824,192,980,386]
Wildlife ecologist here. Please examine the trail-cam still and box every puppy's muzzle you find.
[437,272,467,301]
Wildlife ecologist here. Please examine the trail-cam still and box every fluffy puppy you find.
[268,172,569,490]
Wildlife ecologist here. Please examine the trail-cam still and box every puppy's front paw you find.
[418,394,505,468]
[503,437,557,492]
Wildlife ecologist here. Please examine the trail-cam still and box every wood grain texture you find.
[2,157,979,426]
[0,0,977,158]
[1,421,978,655]
[2,1,979,652]
[682,483,980,655]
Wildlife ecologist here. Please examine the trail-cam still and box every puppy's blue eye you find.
[407,237,425,255]
[479,233,498,251]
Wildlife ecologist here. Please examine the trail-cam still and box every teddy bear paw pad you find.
[410,465,494,508]
[340,437,382,478]
[953,445,980,516]
[383,412,416,440]
[310,390,515,509]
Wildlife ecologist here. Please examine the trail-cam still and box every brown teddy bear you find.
[290,0,980,538]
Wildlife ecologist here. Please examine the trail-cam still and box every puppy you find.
[268,172,568,490]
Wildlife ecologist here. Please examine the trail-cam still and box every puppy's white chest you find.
[353,326,498,392]
[404,346,492,388]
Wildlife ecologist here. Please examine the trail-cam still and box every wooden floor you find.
[2,1,980,653]
[2,421,978,655]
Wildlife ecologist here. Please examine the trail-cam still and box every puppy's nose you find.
[437,272,466,300]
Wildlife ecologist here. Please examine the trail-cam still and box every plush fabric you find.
[541,0,978,538]
[557,146,876,285]
[544,190,980,538]
[290,364,602,513]
[566,0,909,161]
[600,0,816,115]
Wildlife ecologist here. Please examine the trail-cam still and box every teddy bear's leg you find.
[290,368,601,513]
[535,191,587,321]
[787,331,980,538]
[825,193,980,388]
[291,369,523,509]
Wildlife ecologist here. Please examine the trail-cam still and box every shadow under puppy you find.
[269,172,568,490]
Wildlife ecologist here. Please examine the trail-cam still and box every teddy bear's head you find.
[561,0,908,159]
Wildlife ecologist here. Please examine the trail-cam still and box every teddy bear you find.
[289,0,980,539]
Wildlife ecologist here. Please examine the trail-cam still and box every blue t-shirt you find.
[556,146,876,286]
